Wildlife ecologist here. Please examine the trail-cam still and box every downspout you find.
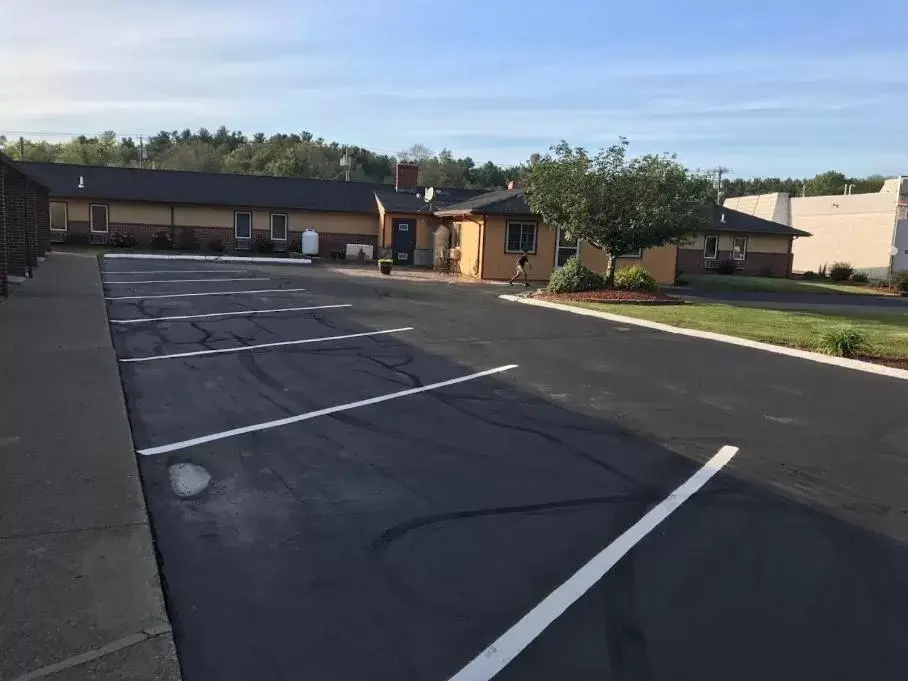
[478,215,485,279]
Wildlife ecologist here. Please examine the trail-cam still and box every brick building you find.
[0,152,52,298]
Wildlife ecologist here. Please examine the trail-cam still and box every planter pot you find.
[379,263,392,275]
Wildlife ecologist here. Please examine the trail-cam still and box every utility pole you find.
[711,166,730,204]
[19,136,25,161]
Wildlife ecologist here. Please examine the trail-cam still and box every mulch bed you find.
[861,356,908,370]
[533,289,683,304]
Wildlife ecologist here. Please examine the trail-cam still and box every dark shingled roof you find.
[434,187,531,216]
[712,205,810,237]
[374,186,488,214]
[20,162,387,214]
[436,191,808,237]
[0,152,51,187]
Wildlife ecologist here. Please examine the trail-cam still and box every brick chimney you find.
[395,162,419,191]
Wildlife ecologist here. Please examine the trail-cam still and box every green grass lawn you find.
[681,274,894,296]
[568,301,908,358]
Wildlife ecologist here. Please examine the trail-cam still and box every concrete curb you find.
[499,294,908,382]
[103,253,312,265]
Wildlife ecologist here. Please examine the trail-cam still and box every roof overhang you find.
[0,151,51,188]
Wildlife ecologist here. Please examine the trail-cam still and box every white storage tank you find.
[301,229,319,256]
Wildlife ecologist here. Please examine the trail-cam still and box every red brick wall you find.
[0,165,7,297]
[677,248,792,277]
[173,226,233,251]
[25,180,38,268]
[35,186,50,257]
[319,233,378,259]
[5,170,28,278]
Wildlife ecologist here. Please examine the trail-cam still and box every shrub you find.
[151,230,173,250]
[288,237,301,254]
[253,233,274,253]
[546,256,605,293]
[206,237,225,253]
[891,270,908,292]
[177,228,200,251]
[109,232,136,248]
[817,326,868,358]
[613,264,656,291]
[818,263,828,278]
[850,271,869,283]
[802,270,818,280]
[715,259,738,275]
[828,261,854,281]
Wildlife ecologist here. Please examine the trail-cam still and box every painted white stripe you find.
[104,277,269,284]
[500,294,908,382]
[103,253,311,264]
[101,269,248,274]
[121,327,413,363]
[109,304,352,324]
[138,364,518,455]
[106,287,306,301]
[447,444,739,681]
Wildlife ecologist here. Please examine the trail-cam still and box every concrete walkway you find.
[0,254,180,680]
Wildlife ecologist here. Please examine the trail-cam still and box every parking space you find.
[101,258,908,681]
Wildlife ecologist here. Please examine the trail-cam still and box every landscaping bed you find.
[534,289,682,304]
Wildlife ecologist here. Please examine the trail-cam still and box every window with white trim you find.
[619,248,643,258]
[555,227,579,267]
[235,211,252,240]
[50,201,67,231]
[271,213,287,241]
[703,234,719,260]
[732,235,747,260]
[505,221,537,254]
[90,204,108,233]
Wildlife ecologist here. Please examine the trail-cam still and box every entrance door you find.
[392,219,416,265]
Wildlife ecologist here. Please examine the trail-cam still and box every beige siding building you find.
[725,177,908,279]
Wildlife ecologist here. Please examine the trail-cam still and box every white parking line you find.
[104,278,269,285]
[137,364,518,455]
[446,444,739,681]
[106,288,306,301]
[120,327,414,363]
[109,304,353,324]
[101,269,248,274]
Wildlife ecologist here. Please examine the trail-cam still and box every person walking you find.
[509,250,532,287]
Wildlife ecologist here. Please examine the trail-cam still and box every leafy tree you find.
[7,126,893,198]
[526,138,712,284]
[804,170,847,196]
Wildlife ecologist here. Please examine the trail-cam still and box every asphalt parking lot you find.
[102,258,908,681]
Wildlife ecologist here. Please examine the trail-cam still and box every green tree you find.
[526,138,712,285]
[804,170,848,196]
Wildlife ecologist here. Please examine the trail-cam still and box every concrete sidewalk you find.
[0,254,180,680]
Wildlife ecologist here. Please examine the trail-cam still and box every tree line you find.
[0,126,888,196]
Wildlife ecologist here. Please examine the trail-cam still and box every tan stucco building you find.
[725,178,908,279]
[24,160,806,286]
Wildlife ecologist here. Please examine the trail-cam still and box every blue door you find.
[392,219,415,265]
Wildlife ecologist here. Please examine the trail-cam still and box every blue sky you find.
[2,0,907,177]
